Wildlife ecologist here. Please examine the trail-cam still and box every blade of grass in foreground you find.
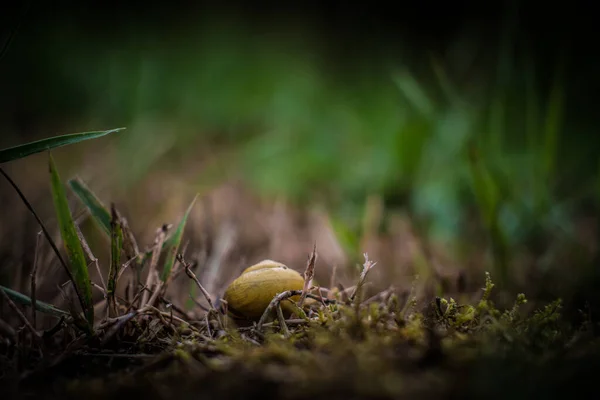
[0,285,70,318]
[161,195,198,282]
[49,154,94,329]
[107,205,123,317]
[68,177,112,236]
[0,128,125,164]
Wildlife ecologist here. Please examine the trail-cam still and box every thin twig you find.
[276,303,290,337]
[116,255,139,283]
[76,224,106,291]
[0,286,39,339]
[349,253,378,302]
[329,263,337,294]
[126,286,148,313]
[100,311,139,346]
[0,166,85,312]
[30,231,42,330]
[257,290,300,331]
[140,225,169,307]
[179,254,215,310]
[298,243,317,307]
[92,282,106,295]
[146,272,164,308]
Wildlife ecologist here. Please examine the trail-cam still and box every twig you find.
[349,253,378,302]
[91,282,106,295]
[30,231,42,330]
[276,303,290,337]
[159,297,190,319]
[179,254,215,310]
[257,290,301,331]
[140,225,169,307]
[42,316,65,339]
[126,286,148,313]
[189,294,210,312]
[0,166,86,314]
[116,255,139,283]
[238,318,308,332]
[100,311,139,346]
[298,243,317,307]
[147,305,197,331]
[329,263,337,293]
[76,224,106,291]
[204,313,212,338]
[146,272,164,308]
[0,286,39,339]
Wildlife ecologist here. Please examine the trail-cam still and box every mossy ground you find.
[3,273,599,400]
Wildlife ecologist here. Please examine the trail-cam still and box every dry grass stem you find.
[276,303,290,337]
[179,254,215,310]
[0,286,40,339]
[30,231,42,329]
[350,253,378,302]
[76,223,106,291]
[140,225,169,307]
[298,243,317,307]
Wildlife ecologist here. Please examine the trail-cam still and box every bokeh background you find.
[1,1,599,320]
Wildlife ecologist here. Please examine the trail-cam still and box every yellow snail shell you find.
[223,260,305,321]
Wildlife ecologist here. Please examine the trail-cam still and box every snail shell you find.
[223,260,305,320]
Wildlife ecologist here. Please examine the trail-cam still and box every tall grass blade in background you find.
[69,177,112,236]
[0,128,125,163]
[49,154,94,329]
[161,195,198,282]
[467,143,509,284]
[0,285,70,318]
[107,205,123,317]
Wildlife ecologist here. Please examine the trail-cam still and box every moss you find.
[3,272,599,400]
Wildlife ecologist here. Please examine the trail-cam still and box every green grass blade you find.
[0,285,70,318]
[107,205,123,317]
[160,195,198,282]
[49,154,94,329]
[542,75,563,181]
[0,128,125,164]
[68,177,112,236]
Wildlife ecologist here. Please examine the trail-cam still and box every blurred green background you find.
[1,2,598,305]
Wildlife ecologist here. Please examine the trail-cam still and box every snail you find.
[222,259,306,322]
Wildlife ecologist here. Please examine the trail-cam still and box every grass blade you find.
[0,285,70,318]
[68,177,112,236]
[0,128,125,164]
[49,154,94,329]
[107,205,123,317]
[160,195,198,282]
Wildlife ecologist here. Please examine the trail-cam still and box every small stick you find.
[255,291,337,332]
[276,303,290,337]
[91,282,106,294]
[257,290,299,331]
[76,224,106,291]
[298,243,317,307]
[349,253,378,302]
[140,225,169,307]
[146,272,164,308]
[126,286,148,313]
[116,255,139,283]
[0,286,39,339]
[329,264,337,293]
[179,254,215,310]
[100,311,138,346]
[238,318,308,332]
[30,231,42,330]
